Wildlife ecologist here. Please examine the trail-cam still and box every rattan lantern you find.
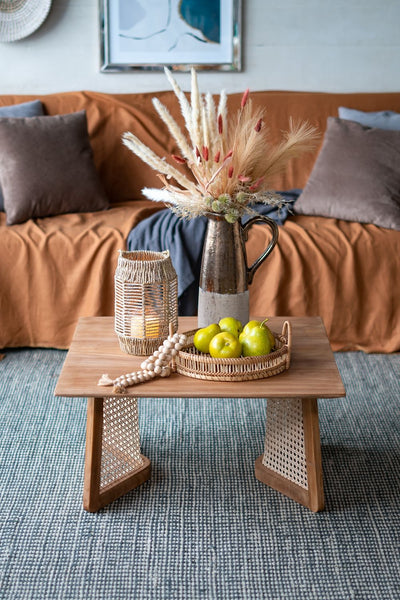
[114,250,178,355]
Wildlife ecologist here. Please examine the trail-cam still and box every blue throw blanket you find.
[127,190,301,315]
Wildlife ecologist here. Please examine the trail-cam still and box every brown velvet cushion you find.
[295,117,400,230]
[0,111,109,225]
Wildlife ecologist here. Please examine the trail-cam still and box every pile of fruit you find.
[193,317,275,359]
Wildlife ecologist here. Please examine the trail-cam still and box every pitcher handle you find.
[241,215,279,285]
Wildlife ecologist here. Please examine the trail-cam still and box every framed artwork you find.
[99,0,242,72]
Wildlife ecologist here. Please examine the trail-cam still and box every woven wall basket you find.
[114,250,178,355]
[0,0,52,43]
[175,321,292,382]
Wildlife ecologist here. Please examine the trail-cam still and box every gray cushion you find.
[0,100,44,211]
[0,99,44,118]
[0,110,109,226]
[338,106,400,131]
[295,117,400,231]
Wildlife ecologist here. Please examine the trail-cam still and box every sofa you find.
[0,89,399,353]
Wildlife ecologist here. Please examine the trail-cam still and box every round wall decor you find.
[0,0,52,43]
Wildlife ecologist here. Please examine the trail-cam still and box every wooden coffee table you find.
[55,316,345,513]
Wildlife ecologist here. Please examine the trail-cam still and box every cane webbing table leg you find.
[255,397,324,512]
[83,396,151,512]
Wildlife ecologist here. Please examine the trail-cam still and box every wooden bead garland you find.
[98,332,187,394]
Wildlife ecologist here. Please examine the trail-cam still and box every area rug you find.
[0,349,399,600]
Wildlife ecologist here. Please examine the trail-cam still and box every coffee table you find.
[55,316,345,513]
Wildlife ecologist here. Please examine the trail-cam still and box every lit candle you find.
[130,315,144,338]
[130,314,161,339]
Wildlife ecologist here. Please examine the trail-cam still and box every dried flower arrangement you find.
[122,68,318,223]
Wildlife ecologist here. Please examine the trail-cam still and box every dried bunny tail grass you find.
[142,187,174,203]
[163,66,183,99]
[200,98,213,180]
[122,132,199,195]
[163,66,194,147]
[205,92,218,147]
[190,67,202,152]
[152,97,193,160]
[217,90,227,125]
[216,89,228,156]
[201,97,209,152]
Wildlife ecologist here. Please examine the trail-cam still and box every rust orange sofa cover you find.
[0,89,399,352]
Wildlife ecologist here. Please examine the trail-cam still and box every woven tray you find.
[174,321,292,382]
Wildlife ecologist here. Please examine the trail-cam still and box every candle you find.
[130,314,161,339]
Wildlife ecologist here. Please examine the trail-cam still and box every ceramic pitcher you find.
[197,213,279,327]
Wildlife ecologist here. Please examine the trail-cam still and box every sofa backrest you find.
[1,89,400,201]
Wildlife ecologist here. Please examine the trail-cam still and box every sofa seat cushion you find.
[247,214,400,353]
[0,200,161,349]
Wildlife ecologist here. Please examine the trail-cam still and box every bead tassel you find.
[98,332,187,393]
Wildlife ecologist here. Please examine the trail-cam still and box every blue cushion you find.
[0,100,44,118]
[338,106,400,131]
[0,100,45,211]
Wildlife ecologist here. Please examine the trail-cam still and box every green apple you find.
[241,318,275,349]
[193,323,221,354]
[239,321,272,357]
[218,317,243,338]
[209,331,242,358]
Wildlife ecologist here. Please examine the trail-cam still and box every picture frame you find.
[99,0,242,72]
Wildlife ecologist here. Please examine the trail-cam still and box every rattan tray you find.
[174,321,292,382]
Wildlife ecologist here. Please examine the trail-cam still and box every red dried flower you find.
[249,176,265,191]
[218,114,223,134]
[172,154,186,164]
[223,149,233,161]
[241,88,250,109]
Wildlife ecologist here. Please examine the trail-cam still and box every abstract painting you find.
[100,0,241,71]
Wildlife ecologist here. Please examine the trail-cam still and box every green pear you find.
[241,318,275,349]
[209,331,242,358]
[218,317,243,338]
[239,320,272,356]
[193,323,221,354]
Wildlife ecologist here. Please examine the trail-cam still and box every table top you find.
[55,316,345,400]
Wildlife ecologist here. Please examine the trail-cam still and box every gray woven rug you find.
[0,349,399,600]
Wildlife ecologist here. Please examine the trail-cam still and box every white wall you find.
[0,0,399,96]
